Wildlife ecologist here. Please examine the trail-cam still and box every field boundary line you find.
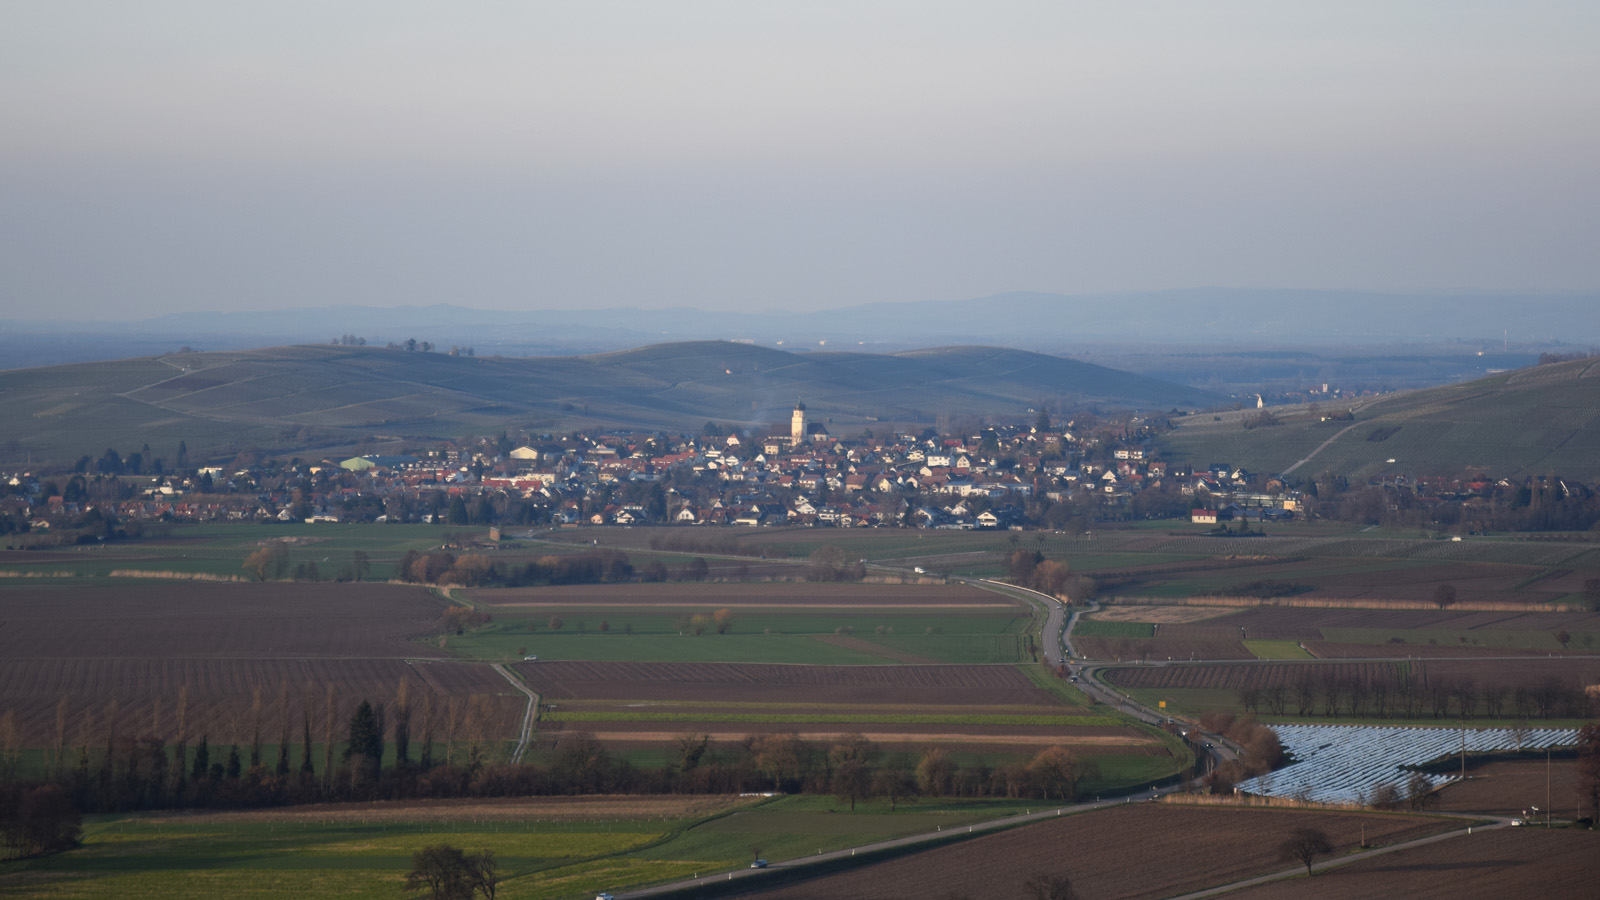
[491,662,540,765]
[1164,816,1506,900]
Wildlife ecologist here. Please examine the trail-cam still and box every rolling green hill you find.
[1,341,1217,466]
[1158,356,1600,481]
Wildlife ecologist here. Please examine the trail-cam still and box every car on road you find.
[595,893,614,900]
[750,859,768,869]
[524,655,538,660]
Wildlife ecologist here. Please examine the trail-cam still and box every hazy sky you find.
[2,1,1597,320]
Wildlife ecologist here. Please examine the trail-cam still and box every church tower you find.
[791,401,807,443]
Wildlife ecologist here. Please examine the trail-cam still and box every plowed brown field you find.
[1432,758,1580,817]
[0,658,523,745]
[1304,641,1594,658]
[1223,605,1600,638]
[1223,828,1595,900]
[585,728,1155,746]
[517,661,1161,759]
[729,804,1458,900]
[1107,657,1600,693]
[0,582,447,659]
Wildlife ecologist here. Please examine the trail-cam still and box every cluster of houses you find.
[5,404,1303,535]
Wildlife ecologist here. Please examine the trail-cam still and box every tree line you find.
[1,691,1106,824]
[1007,549,1097,600]
[1194,712,1284,795]
[395,548,642,587]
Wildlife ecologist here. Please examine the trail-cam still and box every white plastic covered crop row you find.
[1235,724,1578,804]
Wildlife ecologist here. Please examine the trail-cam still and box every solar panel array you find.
[1235,724,1578,804]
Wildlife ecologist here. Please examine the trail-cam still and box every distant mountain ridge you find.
[0,341,1220,466]
[5,290,1596,372]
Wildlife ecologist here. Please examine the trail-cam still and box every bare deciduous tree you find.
[1022,871,1079,900]
[1277,826,1333,876]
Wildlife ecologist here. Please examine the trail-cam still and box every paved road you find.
[618,790,1179,899]
[965,577,1070,666]
[961,582,1242,767]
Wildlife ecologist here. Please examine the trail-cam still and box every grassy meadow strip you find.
[0,817,685,900]
[1242,639,1314,659]
[0,796,1068,900]
[1073,618,1156,637]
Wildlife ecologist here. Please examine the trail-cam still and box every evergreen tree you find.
[300,704,315,777]
[344,700,383,780]
[190,737,209,782]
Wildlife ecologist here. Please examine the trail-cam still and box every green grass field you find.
[445,608,1036,665]
[0,796,1055,900]
[1112,685,1235,721]
[1074,619,1156,638]
[448,631,893,664]
[0,817,683,900]
[1243,640,1314,659]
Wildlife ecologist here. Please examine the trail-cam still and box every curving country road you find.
[605,567,1523,900]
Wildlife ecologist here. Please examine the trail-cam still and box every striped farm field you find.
[1104,656,1600,724]
[1106,657,1600,693]
[0,581,449,660]
[518,661,1169,761]
[0,657,524,747]
[1221,604,1600,639]
[517,661,1058,704]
